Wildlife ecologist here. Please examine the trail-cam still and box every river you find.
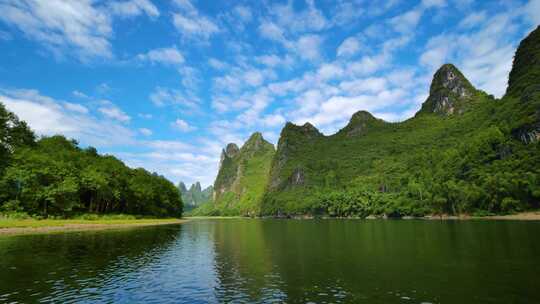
[1,219,539,303]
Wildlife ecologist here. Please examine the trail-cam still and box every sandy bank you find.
[0,219,188,236]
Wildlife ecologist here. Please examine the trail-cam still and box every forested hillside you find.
[0,104,183,218]
[193,132,274,216]
[260,26,540,217]
[197,26,540,218]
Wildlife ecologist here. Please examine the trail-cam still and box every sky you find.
[0,0,538,188]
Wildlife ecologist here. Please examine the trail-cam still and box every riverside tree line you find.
[0,102,183,218]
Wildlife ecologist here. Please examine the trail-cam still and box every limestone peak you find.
[419,63,477,115]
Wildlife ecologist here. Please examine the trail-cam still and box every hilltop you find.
[195,26,540,217]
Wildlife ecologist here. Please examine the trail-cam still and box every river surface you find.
[1,219,539,303]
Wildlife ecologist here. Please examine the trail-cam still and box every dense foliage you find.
[193,133,275,216]
[0,103,183,218]
[259,27,540,217]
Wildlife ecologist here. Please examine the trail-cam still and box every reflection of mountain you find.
[0,226,182,303]
[209,220,540,303]
[211,219,284,302]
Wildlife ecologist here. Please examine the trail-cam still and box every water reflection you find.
[1,220,540,303]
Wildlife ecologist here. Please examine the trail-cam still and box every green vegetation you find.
[196,26,540,218]
[261,26,540,217]
[178,182,212,210]
[0,103,183,218]
[193,132,275,216]
[0,216,183,229]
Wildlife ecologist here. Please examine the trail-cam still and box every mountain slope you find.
[260,26,540,217]
[178,181,212,209]
[196,132,275,216]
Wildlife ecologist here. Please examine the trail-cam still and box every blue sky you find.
[0,0,538,188]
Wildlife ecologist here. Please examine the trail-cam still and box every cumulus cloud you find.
[139,128,153,136]
[137,46,184,65]
[172,119,196,132]
[0,89,135,146]
[108,0,159,18]
[296,34,323,61]
[267,0,328,33]
[149,87,199,110]
[419,11,523,97]
[172,0,219,40]
[98,103,131,122]
[337,37,361,57]
[0,0,113,59]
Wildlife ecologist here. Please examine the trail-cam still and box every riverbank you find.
[0,218,188,236]
[187,211,540,221]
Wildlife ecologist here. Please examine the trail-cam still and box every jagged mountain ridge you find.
[178,181,213,207]
[208,132,275,215]
[199,26,540,217]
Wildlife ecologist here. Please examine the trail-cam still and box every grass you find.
[0,213,183,229]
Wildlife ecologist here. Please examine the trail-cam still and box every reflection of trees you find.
[212,220,540,303]
[212,219,285,303]
[0,225,182,303]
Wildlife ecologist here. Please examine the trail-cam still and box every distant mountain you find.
[178,181,213,207]
[197,26,540,217]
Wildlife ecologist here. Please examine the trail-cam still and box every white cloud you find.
[390,9,423,34]
[524,0,540,26]
[138,113,153,119]
[339,77,388,94]
[296,34,323,61]
[0,0,113,59]
[137,46,184,65]
[317,63,344,80]
[255,54,293,68]
[419,11,522,97]
[262,114,286,127]
[72,90,89,99]
[337,37,361,57]
[459,11,487,29]
[139,128,153,136]
[172,0,219,40]
[330,1,364,26]
[243,69,265,86]
[149,87,199,110]
[268,0,328,33]
[421,0,447,8]
[98,103,131,122]
[173,13,219,40]
[258,21,287,44]
[64,102,88,114]
[172,119,196,132]
[1,89,135,147]
[108,0,159,18]
[179,66,201,90]
[208,58,228,70]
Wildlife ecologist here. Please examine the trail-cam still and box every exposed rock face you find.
[289,168,305,186]
[268,122,323,191]
[338,110,382,137]
[219,143,239,168]
[419,64,477,115]
[212,133,275,205]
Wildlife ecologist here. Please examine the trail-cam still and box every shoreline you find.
[0,219,189,236]
[186,211,540,221]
